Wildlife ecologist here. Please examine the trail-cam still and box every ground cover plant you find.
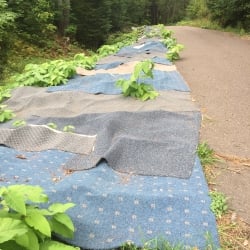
[197,142,218,166]
[209,191,228,218]
[0,184,79,250]
[198,142,249,249]
[116,60,159,101]
[98,27,143,58]
[119,234,221,250]
[11,54,97,88]
[0,104,14,123]
[0,86,15,123]
[12,119,26,127]
[145,24,185,62]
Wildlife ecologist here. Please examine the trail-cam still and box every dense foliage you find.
[0,0,189,78]
[0,0,16,76]
[116,60,159,101]
[1,0,189,46]
[186,0,250,31]
[0,0,249,78]
[206,0,250,29]
[0,185,79,249]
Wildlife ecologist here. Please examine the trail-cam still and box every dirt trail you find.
[168,26,250,223]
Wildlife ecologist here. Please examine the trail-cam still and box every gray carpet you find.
[25,110,201,178]
[0,125,96,154]
[5,87,199,119]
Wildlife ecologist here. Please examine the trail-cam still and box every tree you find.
[54,0,71,36]
[0,0,16,77]
[207,0,250,30]
[8,0,56,45]
[71,0,112,48]
[157,0,189,24]
[186,0,209,19]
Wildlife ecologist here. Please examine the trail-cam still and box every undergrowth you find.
[209,191,228,218]
[116,60,159,101]
[199,143,250,249]
[0,184,79,250]
[119,235,220,250]
[197,142,218,166]
[177,19,249,37]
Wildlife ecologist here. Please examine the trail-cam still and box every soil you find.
[168,26,250,224]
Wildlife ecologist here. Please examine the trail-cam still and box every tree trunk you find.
[150,0,158,24]
[57,0,70,36]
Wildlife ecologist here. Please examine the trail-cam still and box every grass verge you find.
[176,19,250,39]
[199,142,250,249]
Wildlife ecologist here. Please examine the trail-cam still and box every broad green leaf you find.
[48,203,75,214]
[25,210,51,237]
[49,218,74,239]
[0,209,21,220]
[133,63,142,80]
[0,218,28,243]
[9,185,48,203]
[40,240,80,250]
[0,186,7,196]
[53,213,74,232]
[28,186,48,203]
[15,230,39,250]
[0,240,25,250]
[0,210,9,218]
[2,188,26,215]
[12,120,26,127]
[142,93,150,101]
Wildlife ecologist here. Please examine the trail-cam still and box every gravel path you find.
[168,26,250,223]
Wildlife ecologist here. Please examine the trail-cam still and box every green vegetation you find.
[0,184,79,250]
[47,123,58,130]
[166,44,184,62]
[197,142,218,166]
[0,0,16,77]
[209,191,228,218]
[1,0,191,78]
[12,60,76,87]
[0,105,15,123]
[12,119,26,127]
[1,0,249,78]
[182,0,249,35]
[11,54,97,88]
[116,60,159,101]
[120,235,221,250]
[159,25,184,62]
[63,125,75,133]
[121,240,184,250]
[0,86,11,103]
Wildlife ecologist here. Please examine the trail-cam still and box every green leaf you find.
[47,123,57,129]
[12,120,26,127]
[116,60,158,102]
[2,188,26,215]
[15,229,39,250]
[0,186,7,196]
[50,217,74,239]
[40,240,80,250]
[9,185,48,204]
[0,105,15,123]
[142,93,150,101]
[63,125,75,133]
[0,240,25,250]
[0,218,28,243]
[25,210,51,237]
[48,203,75,214]
[53,213,74,232]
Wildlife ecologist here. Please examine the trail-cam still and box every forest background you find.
[0,0,249,79]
